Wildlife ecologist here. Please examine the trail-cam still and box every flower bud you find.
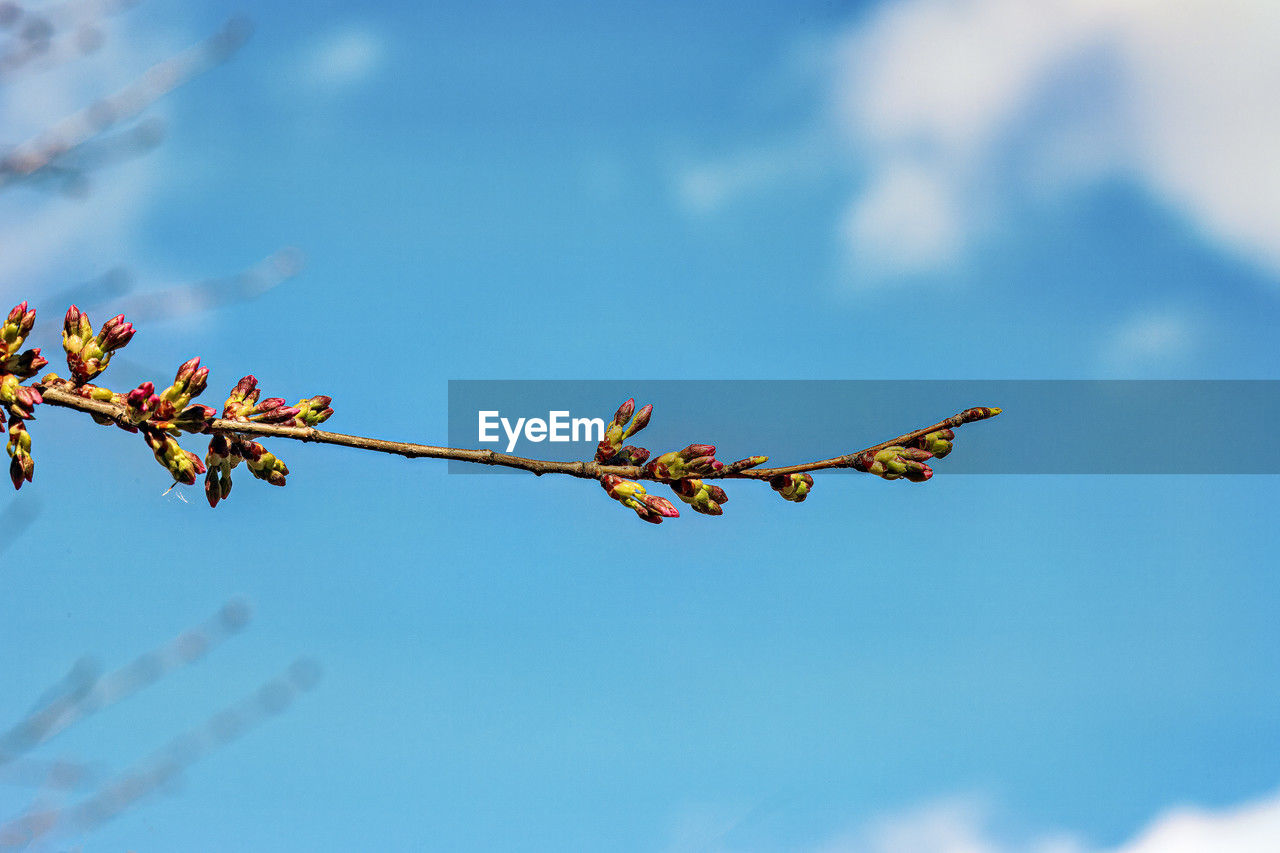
[125,381,158,423]
[159,357,209,411]
[247,398,302,424]
[3,346,48,380]
[950,406,1002,426]
[291,395,334,427]
[203,433,244,507]
[96,314,135,352]
[671,478,728,515]
[627,404,653,437]
[240,440,289,486]
[62,306,134,384]
[610,399,634,429]
[224,375,260,418]
[601,474,680,523]
[854,446,934,482]
[6,415,34,490]
[908,428,954,459]
[769,472,813,502]
[141,425,206,485]
[616,445,650,466]
[596,399,654,463]
[205,465,233,508]
[1,373,41,419]
[644,443,723,480]
[1,302,37,359]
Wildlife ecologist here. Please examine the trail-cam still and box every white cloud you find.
[841,159,963,277]
[1113,793,1280,853]
[298,26,385,92]
[806,787,1280,853]
[837,0,1280,280]
[680,0,1280,285]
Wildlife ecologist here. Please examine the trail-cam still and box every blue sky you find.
[2,0,1280,850]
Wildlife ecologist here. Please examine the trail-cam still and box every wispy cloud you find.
[1098,306,1198,373]
[815,795,1083,853]
[296,25,386,93]
[675,134,834,216]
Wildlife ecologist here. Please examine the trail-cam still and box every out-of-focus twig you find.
[0,756,96,791]
[0,659,320,848]
[107,248,307,322]
[0,0,136,79]
[0,599,251,767]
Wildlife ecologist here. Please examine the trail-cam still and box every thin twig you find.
[33,381,1000,482]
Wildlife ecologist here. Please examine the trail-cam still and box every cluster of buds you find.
[643,444,724,480]
[2,304,48,382]
[204,376,332,507]
[2,303,47,490]
[592,399,773,522]
[222,375,333,428]
[594,398,653,466]
[205,432,289,506]
[600,474,680,524]
[141,424,207,486]
[62,305,135,385]
[853,446,935,482]
[122,358,216,434]
[769,472,813,502]
[671,478,729,515]
[113,358,220,484]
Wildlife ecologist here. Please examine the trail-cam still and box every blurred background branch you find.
[0,600,319,850]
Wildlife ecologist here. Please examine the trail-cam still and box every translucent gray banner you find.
[446,381,1280,474]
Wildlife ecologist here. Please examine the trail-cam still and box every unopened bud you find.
[908,428,954,458]
[1,373,41,419]
[3,346,47,379]
[2,302,37,359]
[671,477,729,515]
[769,472,813,502]
[241,440,288,486]
[610,399,635,428]
[601,474,680,523]
[224,375,260,417]
[6,414,34,490]
[597,399,655,463]
[291,395,334,427]
[854,446,934,483]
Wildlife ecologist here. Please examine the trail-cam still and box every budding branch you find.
[33,381,998,481]
[5,303,1002,523]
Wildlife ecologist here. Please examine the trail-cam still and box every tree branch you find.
[33,381,999,482]
[3,302,1002,521]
